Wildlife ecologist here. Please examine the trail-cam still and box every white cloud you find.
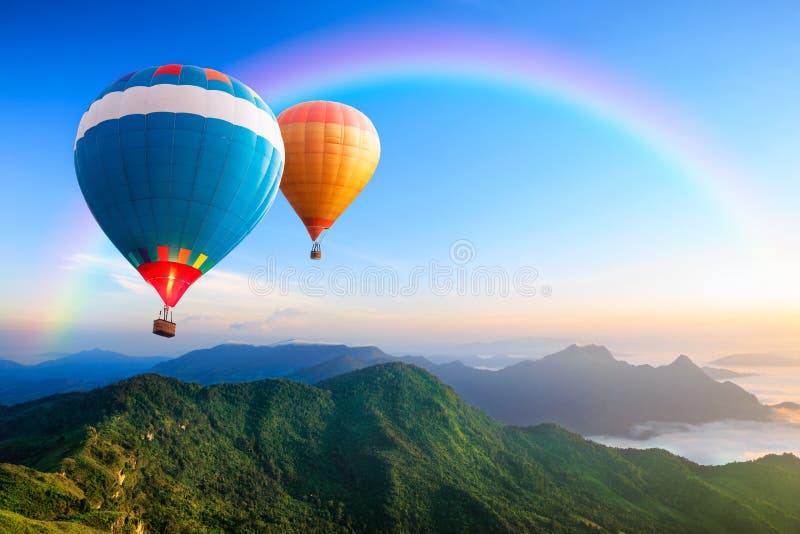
[590,420,800,465]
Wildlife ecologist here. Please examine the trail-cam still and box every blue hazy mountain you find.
[0,349,170,405]
[0,359,23,371]
[419,345,770,435]
[285,354,393,383]
[150,342,388,384]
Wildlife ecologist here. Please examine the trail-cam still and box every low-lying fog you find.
[591,366,800,464]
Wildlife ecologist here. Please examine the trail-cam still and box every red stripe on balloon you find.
[278,101,373,130]
[205,68,231,85]
[154,64,182,76]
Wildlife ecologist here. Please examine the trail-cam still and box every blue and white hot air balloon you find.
[74,64,284,336]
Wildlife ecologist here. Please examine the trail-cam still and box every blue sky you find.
[1,1,799,360]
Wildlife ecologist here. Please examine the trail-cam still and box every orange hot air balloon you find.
[277,101,380,259]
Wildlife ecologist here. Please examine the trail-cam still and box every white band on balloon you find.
[75,84,285,158]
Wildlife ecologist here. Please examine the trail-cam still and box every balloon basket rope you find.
[310,241,322,260]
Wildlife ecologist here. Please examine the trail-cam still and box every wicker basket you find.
[153,319,176,338]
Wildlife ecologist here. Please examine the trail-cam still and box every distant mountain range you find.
[1,343,775,436]
[151,342,771,435]
[0,350,169,405]
[1,365,798,532]
[414,345,771,435]
[709,353,800,367]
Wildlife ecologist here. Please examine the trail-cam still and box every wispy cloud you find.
[62,252,149,297]
[773,405,800,423]
[63,252,129,272]
[188,269,257,300]
[181,314,228,322]
[230,307,306,330]
[111,274,150,295]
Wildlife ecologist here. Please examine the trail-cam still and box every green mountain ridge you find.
[0,363,799,533]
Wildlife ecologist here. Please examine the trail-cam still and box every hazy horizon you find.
[3,332,797,365]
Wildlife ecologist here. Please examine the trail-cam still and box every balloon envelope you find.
[74,65,284,306]
[278,101,380,241]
